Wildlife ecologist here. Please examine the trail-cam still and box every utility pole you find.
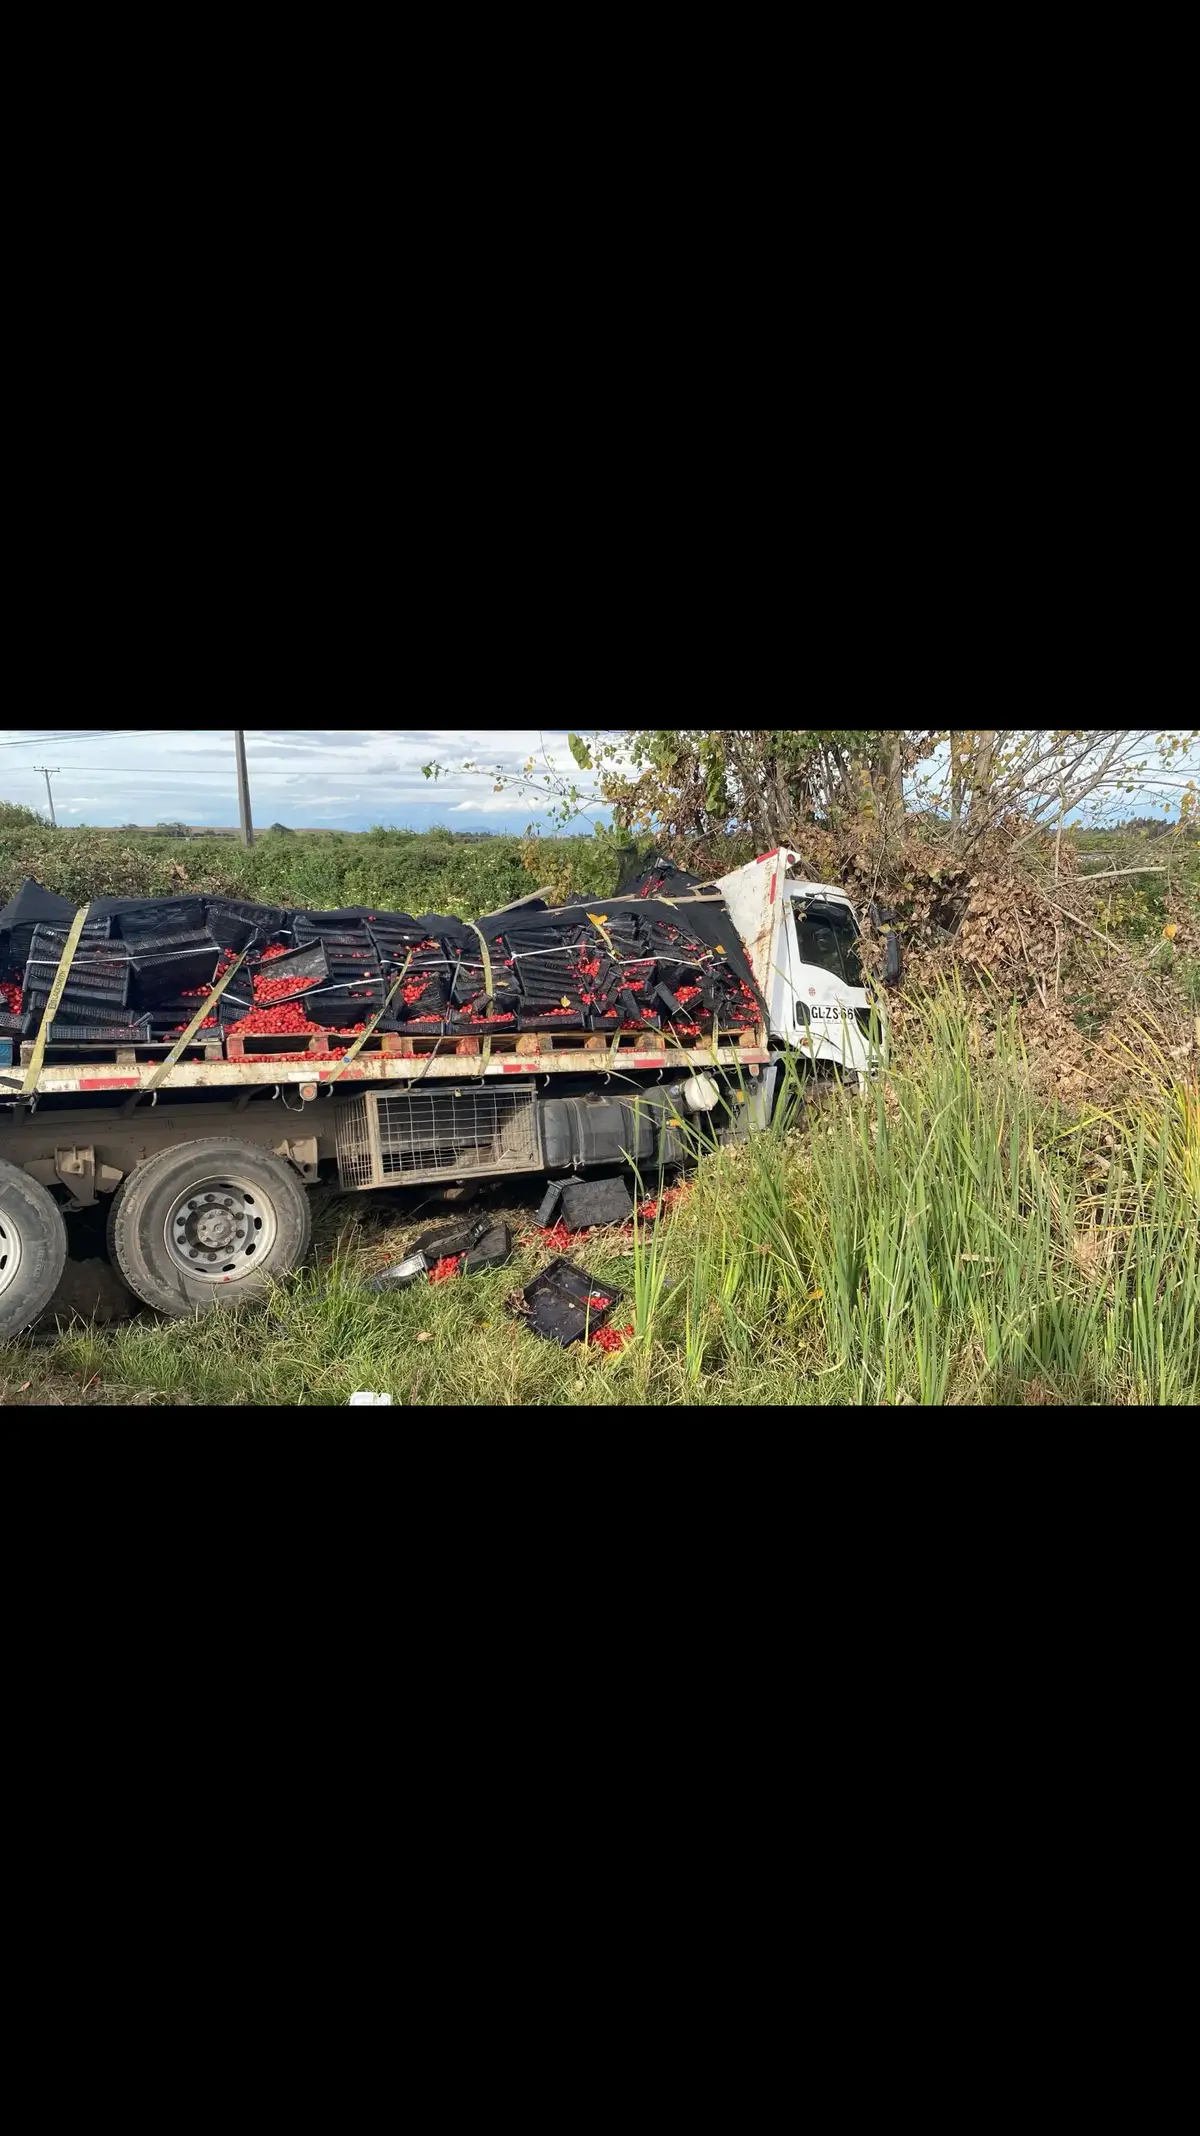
[35,766,60,826]
[234,730,255,847]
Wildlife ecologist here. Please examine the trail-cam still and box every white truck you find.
[0,848,896,1337]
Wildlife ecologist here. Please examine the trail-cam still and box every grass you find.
[7,992,1197,1406]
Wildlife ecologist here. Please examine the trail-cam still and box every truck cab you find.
[713,848,883,1078]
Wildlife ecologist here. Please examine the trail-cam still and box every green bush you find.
[0,821,626,918]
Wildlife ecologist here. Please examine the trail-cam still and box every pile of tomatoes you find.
[252,972,317,1004]
[589,1322,633,1352]
[226,1003,322,1037]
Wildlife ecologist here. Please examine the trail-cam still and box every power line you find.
[7,766,248,777]
[7,766,446,779]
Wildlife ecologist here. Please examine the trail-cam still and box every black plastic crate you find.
[0,1009,30,1035]
[47,1017,154,1043]
[24,961,131,1007]
[398,991,451,1017]
[560,1177,635,1229]
[367,921,432,957]
[120,928,214,956]
[139,991,215,1017]
[201,912,261,952]
[250,940,329,989]
[147,999,221,1024]
[116,899,207,942]
[24,991,133,1023]
[450,966,489,1006]
[302,981,389,1027]
[29,919,114,951]
[25,957,130,990]
[519,1258,623,1346]
[292,922,373,949]
[291,907,375,926]
[128,942,221,1001]
[25,950,129,983]
[25,943,128,970]
[463,1222,513,1274]
[204,899,288,949]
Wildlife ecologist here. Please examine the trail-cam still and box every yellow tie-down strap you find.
[324,953,413,1084]
[127,946,253,1108]
[464,922,496,1067]
[20,903,91,1098]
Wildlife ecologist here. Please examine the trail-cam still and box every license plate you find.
[809,1004,854,1021]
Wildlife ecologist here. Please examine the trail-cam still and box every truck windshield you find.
[794,900,863,987]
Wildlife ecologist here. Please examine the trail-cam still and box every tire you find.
[106,1138,312,1318]
[0,1160,68,1344]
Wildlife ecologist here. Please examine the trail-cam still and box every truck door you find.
[786,894,876,1072]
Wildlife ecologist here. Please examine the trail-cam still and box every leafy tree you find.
[597,730,928,859]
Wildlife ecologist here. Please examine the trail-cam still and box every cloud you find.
[246,731,380,753]
[449,792,588,814]
[0,726,612,831]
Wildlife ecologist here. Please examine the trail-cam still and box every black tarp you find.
[615,852,722,899]
[0,878,77,932]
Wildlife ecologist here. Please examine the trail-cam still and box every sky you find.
[1,727,1193,835]
[0,728,614,835]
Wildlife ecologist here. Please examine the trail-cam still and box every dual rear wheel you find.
[1,1138,312,1336]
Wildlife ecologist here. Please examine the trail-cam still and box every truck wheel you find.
[0,1160,68,1344]
[106,1138,312,1317]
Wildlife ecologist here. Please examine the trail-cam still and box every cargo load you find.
[0,873,766,1056]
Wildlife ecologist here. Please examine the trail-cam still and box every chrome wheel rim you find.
[163,1176,277,1281]
[0,1209,23,1301]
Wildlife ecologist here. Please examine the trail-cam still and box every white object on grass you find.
[349,1391,393,1405]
